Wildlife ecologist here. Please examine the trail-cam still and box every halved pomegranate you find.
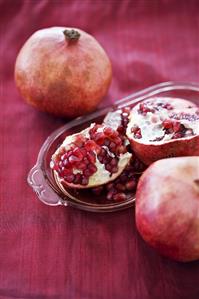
[126,97,199,165]
[50,124,132,188]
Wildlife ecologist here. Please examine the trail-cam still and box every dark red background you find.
[1,1,199,298]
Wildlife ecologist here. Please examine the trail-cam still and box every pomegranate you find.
[15,27,112,118]
[126,97,199,165]
[50,124,132,189]
[136,156,199,262]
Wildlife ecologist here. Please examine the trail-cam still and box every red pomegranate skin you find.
[131,135,199,165]
[15,27,112,118]
[136,157,199,262]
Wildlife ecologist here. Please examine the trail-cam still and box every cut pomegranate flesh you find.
[51,124,132,188]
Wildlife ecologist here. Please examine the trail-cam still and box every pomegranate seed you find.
[74,173,82,184]
[172,132,183,139]
[116,183,126,191]
[88,164,97,173]
[172,121,181,133]
[82,177,89,185]
[87,152,96,164]
[106,189,116,200]
[134,129,142,139]
[68,155,81,163]
[59,161,64,168]
[113,193,127,201]
[98,155,104,163]
[111,166,118,173]
[110,158,118,166]
[103,127,113,136]
[80,148,87,156]
[104,138,110,146]
[109,142,116,150]
[63,159,71,167]
[117,125,125,133]
[100,148,106,156]
[83,157,89,164]
[83,169,92,177]
[73,148,83,159]
[65,174,75,183]
[85,140,96,150]
[117,145,126,154]
[122,106,131,113]
[78,162,87,170]
[162,119,173,129]
[125,180,136,191]
[106,183,114,191]
[114,137,122,145]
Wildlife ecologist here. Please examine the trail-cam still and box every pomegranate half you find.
[15,27,112,118]
[50,124,132,189]
[126,97,199,165]
[136,156,199,262]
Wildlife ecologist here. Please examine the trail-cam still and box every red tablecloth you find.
[1,1,199,298]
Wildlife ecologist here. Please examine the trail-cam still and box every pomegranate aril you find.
[88,164,97,173]
[83,157,89,164]
[104,138,110,146]
[103,127,113,136]
[109,142,116,150]
[98,155,104,163]
[83,169,92,177]
[74,173,82,184]
[116,183,126,191]
[134,129,142,139]
[110,158,118,166]
[123,106,131,112]
[85,140,96,150]
[114,137,122,145]
[117,145,126,154]
[78,162,87,170]
[73,148,83,159]
[65,174,75,183]
[106,189,116,200]
[80,148,87,156]
[162,119,173,129]
[61,153,68,161]
[106,182,114,191]
[172,132,183,139]
[111,166,118,173]
[125,180,136,191]
[113,193,127,201]
[172,121,181,133]
[81,177,89,185]
[68,155,82,163]
[100,148,106,157]
[87,152,96,163]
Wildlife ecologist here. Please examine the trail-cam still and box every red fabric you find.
[1,1,199,298]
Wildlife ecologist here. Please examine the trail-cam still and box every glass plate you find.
[27,81,199,212]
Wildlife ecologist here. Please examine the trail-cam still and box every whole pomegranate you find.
[15,27,112,118]
[126,97,199,165]
[136,156,199,262]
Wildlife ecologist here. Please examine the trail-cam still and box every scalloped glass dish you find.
[27,81,199,212]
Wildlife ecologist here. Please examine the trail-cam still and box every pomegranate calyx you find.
[63,29,80,41]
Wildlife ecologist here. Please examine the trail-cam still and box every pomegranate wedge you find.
[50,124,132,188]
